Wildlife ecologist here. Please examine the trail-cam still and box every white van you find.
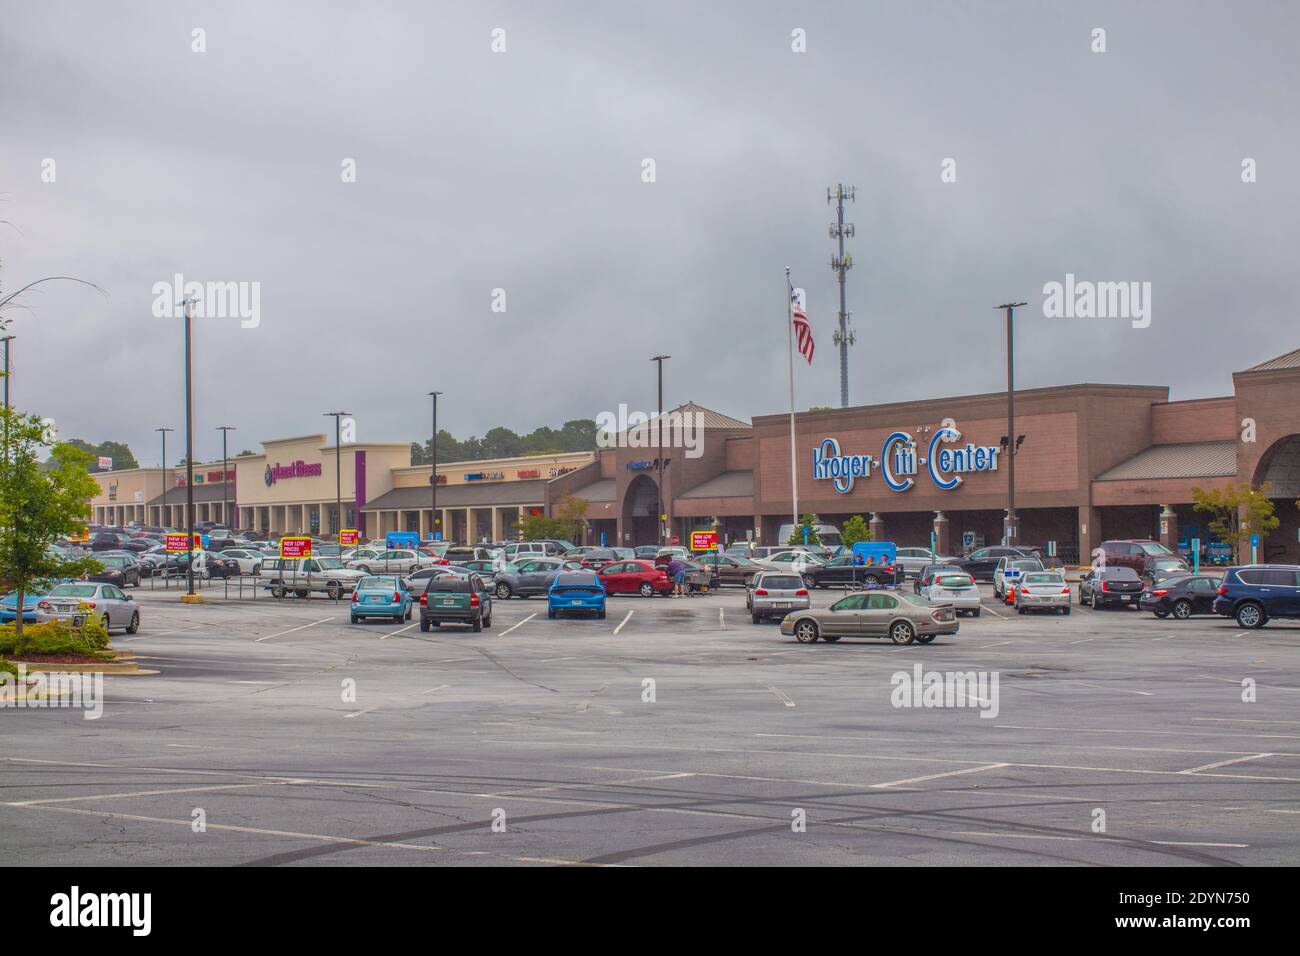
[776,524,843,547]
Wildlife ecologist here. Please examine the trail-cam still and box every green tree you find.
[788,513,822,545]
[518,495,589,544]
[840,514,872,548]
[0,408,103,635]
[1192,482,1279,551]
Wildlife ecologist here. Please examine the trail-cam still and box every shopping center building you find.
[89,347,1300,562]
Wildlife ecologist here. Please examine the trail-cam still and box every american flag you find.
[790,286,814,364]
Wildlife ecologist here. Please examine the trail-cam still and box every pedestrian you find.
[667,556,687,597]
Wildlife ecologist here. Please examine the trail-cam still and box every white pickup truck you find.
[261,557,367,599]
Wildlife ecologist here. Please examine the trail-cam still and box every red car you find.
[597,559,672,597]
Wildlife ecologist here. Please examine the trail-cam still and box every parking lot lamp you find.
[217,426,235,529]
[155,427,174,528]
[324,412,350,543]
[995,302,1027,545]
[651,355,669,545]
[180,296,199,597]
[428,391,442,542]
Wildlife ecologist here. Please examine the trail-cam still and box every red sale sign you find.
[166,533,200,552]
[690,530,718,552]
[339,529,360,547]
[279,536,313,559]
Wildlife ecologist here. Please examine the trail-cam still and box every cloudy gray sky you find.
[1,0,1296,466]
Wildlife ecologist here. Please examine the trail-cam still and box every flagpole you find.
[786,267,798,542]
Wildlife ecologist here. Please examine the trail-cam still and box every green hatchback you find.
[419,574,493,632]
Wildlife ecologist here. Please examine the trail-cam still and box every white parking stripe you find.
[981,603,1007,619]
[871,763,1009,789]
[497,613,536,637]
[254,617,333,642]
[613,610,633,635]
[380,622,417,640]
[719,607,725,630]
[1180,753,1274,774]
[764,684,796,707]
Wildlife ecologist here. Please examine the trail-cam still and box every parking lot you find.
[3,582,1299,866]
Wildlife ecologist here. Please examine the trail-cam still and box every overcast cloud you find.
[1,0,1296,466]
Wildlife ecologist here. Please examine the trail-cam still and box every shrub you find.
[0,620,112,659]
[0,658,18,679]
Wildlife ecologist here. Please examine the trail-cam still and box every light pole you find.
[216,426,235,529]
[182,297,197,597]
[324,412,351,543]
[651,355,670,545]
[155,427,174,529]
[428,392,442,542]
[995,302,1027,545]
[2,334,14,453]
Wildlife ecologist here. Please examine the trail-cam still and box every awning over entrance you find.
[147,484,231,507]
[363,478,550,511]
[679,470,754,499]
[1095,441,1236,482]
[569,478,616,503]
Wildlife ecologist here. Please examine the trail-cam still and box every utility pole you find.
[216,426,235,529]
[181,297,197,598]
[428,391,442,542]
[2,334,14,454]
[324,412,351,542]
[996,302,1027,545]
[827,184,856,407]
[156,428,173,529]
[651,355,669,546]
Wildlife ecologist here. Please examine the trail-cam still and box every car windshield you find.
[555,573,598,587]
[1103,567,1141,580]
[898,592,929,606]
[49,584,98,597]
[1140,542,1174,555]
[316,558,345,570]
[761,575,802,590]
[1152,559,1186,570]
[935,574,972,588]
[359,577,398,589]
[1012,560,1043,571]
[96,557,125,568]
[1023,573,1063,585]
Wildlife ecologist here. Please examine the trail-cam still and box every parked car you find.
[0,591,41,623]
[87,531,132,552]
[501,541,568,560]
[993,557,1045,600]
[35,582,140,634]
[776,523,842,547]
[443,546,496,564]
[894,547,955,579]
[1212,565,1300,629]
[780,590,959,645]
[1095,539,1179,574]
[419,574,493,632]
[402,566,470,594]
[350,575,413,624]
[1012,572,1071,615]
[920,571,982,617]
[347,549,429,574]
[694,552,764,587]
[802,555,889,589]
[1140,574,1221,619]
[493,558,569,599]
[548,571,607,619]
[752,548,827,578]
[952,545,1037,583]
[216,548,265,575]
[190,552,240,579]
[633,546,662,559]
[577,549,621,571]
[87,553,140,589]
[261,557,367,599]
[914,563,966,595]
[596,559,673,598]
[1078,566,1144,609]
[745,571,811,623]
[1140,555,1192,587]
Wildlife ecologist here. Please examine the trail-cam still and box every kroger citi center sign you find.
[812,427,1000,494]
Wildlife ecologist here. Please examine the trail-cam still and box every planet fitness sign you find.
[812,427,1000,494]
[264,460,323,486]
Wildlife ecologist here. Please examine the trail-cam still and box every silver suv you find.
[746,571,811,624]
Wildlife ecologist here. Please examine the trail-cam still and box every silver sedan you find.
[780,590,958,645]
[35,582,141,634]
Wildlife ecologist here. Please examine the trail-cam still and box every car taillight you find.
[1101,581,1109,592]
[351,591,358,602]
[1061,586,1070,594]
[754,589,769,596]
[931,610,944,622]
[470,592,480,607]
[1217,586,1227,595]
[1019,586,1029,597]
[420,593,427,605]
[795,589,809,596]
[37,601,50,610]
[87,602,96,609]
[393,592,400,602]
[1152,589,1168,597]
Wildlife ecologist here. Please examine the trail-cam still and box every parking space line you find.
[764,684,796,707]
[255,617,334,642]
[981,603,1007,619]
[380,622,417,640]
[1179,753,1274,774]
[719,607,725,630]
[870,763,1009,789]
[8,782,285,806]
[497,613,536,637]
[613,610,633,635]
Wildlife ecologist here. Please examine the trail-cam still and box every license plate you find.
[571,599,583,605]
[440,599,456,606]
[774,602,790,608]
[367,596,383,603]
[1122,595,1132,601]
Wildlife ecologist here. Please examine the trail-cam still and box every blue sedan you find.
[1,591,41,623]
[350,575,413,624]
[547,571,607,619]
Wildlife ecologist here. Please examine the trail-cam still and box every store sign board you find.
[279,536,313,559]
[339,529,360,547]
[813,428,1000,495]
[690,530,718,552]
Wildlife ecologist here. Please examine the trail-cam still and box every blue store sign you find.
[813,428,999,495]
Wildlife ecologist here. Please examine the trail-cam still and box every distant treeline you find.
[410,419,597,465]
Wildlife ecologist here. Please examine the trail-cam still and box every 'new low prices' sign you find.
[690,530,719,552]
[279,536,313,559]
[339,528,360,547]
[166,533,200,552]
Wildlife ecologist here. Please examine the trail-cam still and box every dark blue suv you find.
[1212,565,1300,629]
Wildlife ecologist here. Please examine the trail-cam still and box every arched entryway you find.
[1252,434,1300,563]
[622,473,661,547]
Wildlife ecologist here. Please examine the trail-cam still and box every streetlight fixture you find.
[324,412,351,542]
[650,355,670,545]
[181,295,198,598]
[428,392,442,543]
[216,426,236,530]
[994,302,1027,545]
[155,427,174,529]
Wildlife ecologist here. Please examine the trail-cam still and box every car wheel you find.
[350,614,359,624]
[548,609,556,619]
[327,584,341,600]
[598,609,606,619]
[1017,605,1026,615]
[483,612,491,628]
[1172,600,1192,621]
[472,615,482,632]
[793,619,819,643]
[1062,606,1070,615]
[864,575,879,587]
[751,612,762,624]
[890,620,916,645]
[419,618,430,632]
[496,583,512,599]
[295,589,309,599]
[916,634,935,644]
[973,607,981,617]
[1153,609,1169,618]
[127,612,139,635]
[1235,602,1265,629]
[271,586,286,599]
[358,565,372,574]
[1091,591,1100,610]
[253,564,262,575]
[101,614,111,632]
[802,574,816,589]
[639,582,654,597]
